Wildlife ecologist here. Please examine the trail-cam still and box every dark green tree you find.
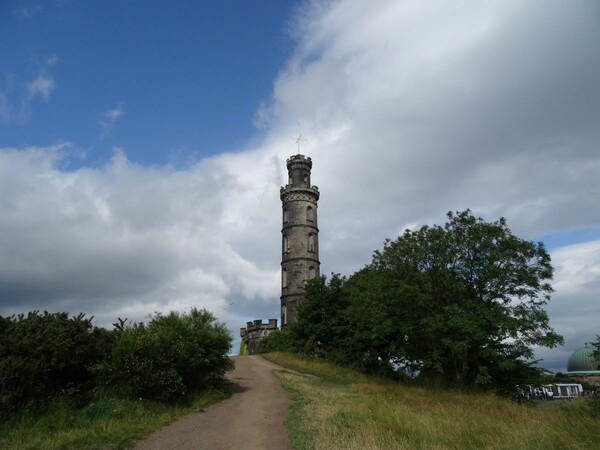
[343,266,428,375]
[0,311,113,408]
[367,210,563,386]
[93,308,233,401]
[592,336,600,369]
[294,274,350,362]
[258,325,297,353]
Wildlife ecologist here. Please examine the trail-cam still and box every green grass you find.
[263,352,600,450]
[0,388,230,449]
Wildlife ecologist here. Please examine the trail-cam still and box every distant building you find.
[240,319,278,355]
[564,346,600,387]
[551,383,583,398]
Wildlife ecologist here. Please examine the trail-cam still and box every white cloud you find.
[13,5,42,19]
[100,105,125,134]
[27,75,56,100]
[1,1,599,364]
[104,107,124,121]
[46,55,58,67]
[0,56,57,123]
[0,144,282,331]
[534,241,600,371]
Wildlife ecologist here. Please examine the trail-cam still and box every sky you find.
[1,0,599,372]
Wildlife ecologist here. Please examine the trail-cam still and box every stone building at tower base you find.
[240,319,278,355]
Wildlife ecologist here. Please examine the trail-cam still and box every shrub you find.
[93,308,233,402]
[259,325,298,353]
[0,311,113,414]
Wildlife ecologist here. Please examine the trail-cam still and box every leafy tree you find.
[0,311,113,410]
[366,210,563,386]
[343,266,427,375]
[587,339,600,418]
[258,325,297,353]
[294,274,351,362]
[293,210,562,388]
[592,336,600,370]
[151,309,234,390]
[93,308,233,401]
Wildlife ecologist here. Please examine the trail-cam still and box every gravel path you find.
[134,355,293,450]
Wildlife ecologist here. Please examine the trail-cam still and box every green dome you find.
[567,347,600,372]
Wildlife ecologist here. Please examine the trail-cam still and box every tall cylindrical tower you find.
[280,154,320,326]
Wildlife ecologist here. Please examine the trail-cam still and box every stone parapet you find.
[240,319,278,355]
[286,154,312,171]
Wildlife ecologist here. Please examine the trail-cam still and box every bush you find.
[259,326,298,353]
[93,308,233,402]
[0,311,113,413]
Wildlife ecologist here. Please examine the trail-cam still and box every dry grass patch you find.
[264,353,600,450]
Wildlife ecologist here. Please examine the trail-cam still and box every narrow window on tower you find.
[283,208,288,223]
[303,174,308,186]
[308,233,315,252]
[307,206,314,222]
[309,266,315,279]
[282,304,287,325]
[282,268,288,287]
[283,235,289,253]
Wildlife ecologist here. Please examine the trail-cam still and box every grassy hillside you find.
[263,352,600,450]
[0,389,229,450]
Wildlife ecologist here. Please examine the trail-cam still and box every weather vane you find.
[292,123,307,153]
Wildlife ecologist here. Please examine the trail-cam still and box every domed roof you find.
[567,347,600,372]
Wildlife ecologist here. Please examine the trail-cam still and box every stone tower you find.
[280,154,320,326]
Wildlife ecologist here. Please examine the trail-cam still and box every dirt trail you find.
[134,355,293,450]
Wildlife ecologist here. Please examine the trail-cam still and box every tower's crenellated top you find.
[286,154,312,171]
[240,319,278,337]
[284,154,316,189]
[281,154,319,202]
[240,319,278,355]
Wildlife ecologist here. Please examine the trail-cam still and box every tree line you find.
[261,210,567,391]
[0,308,232,417]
